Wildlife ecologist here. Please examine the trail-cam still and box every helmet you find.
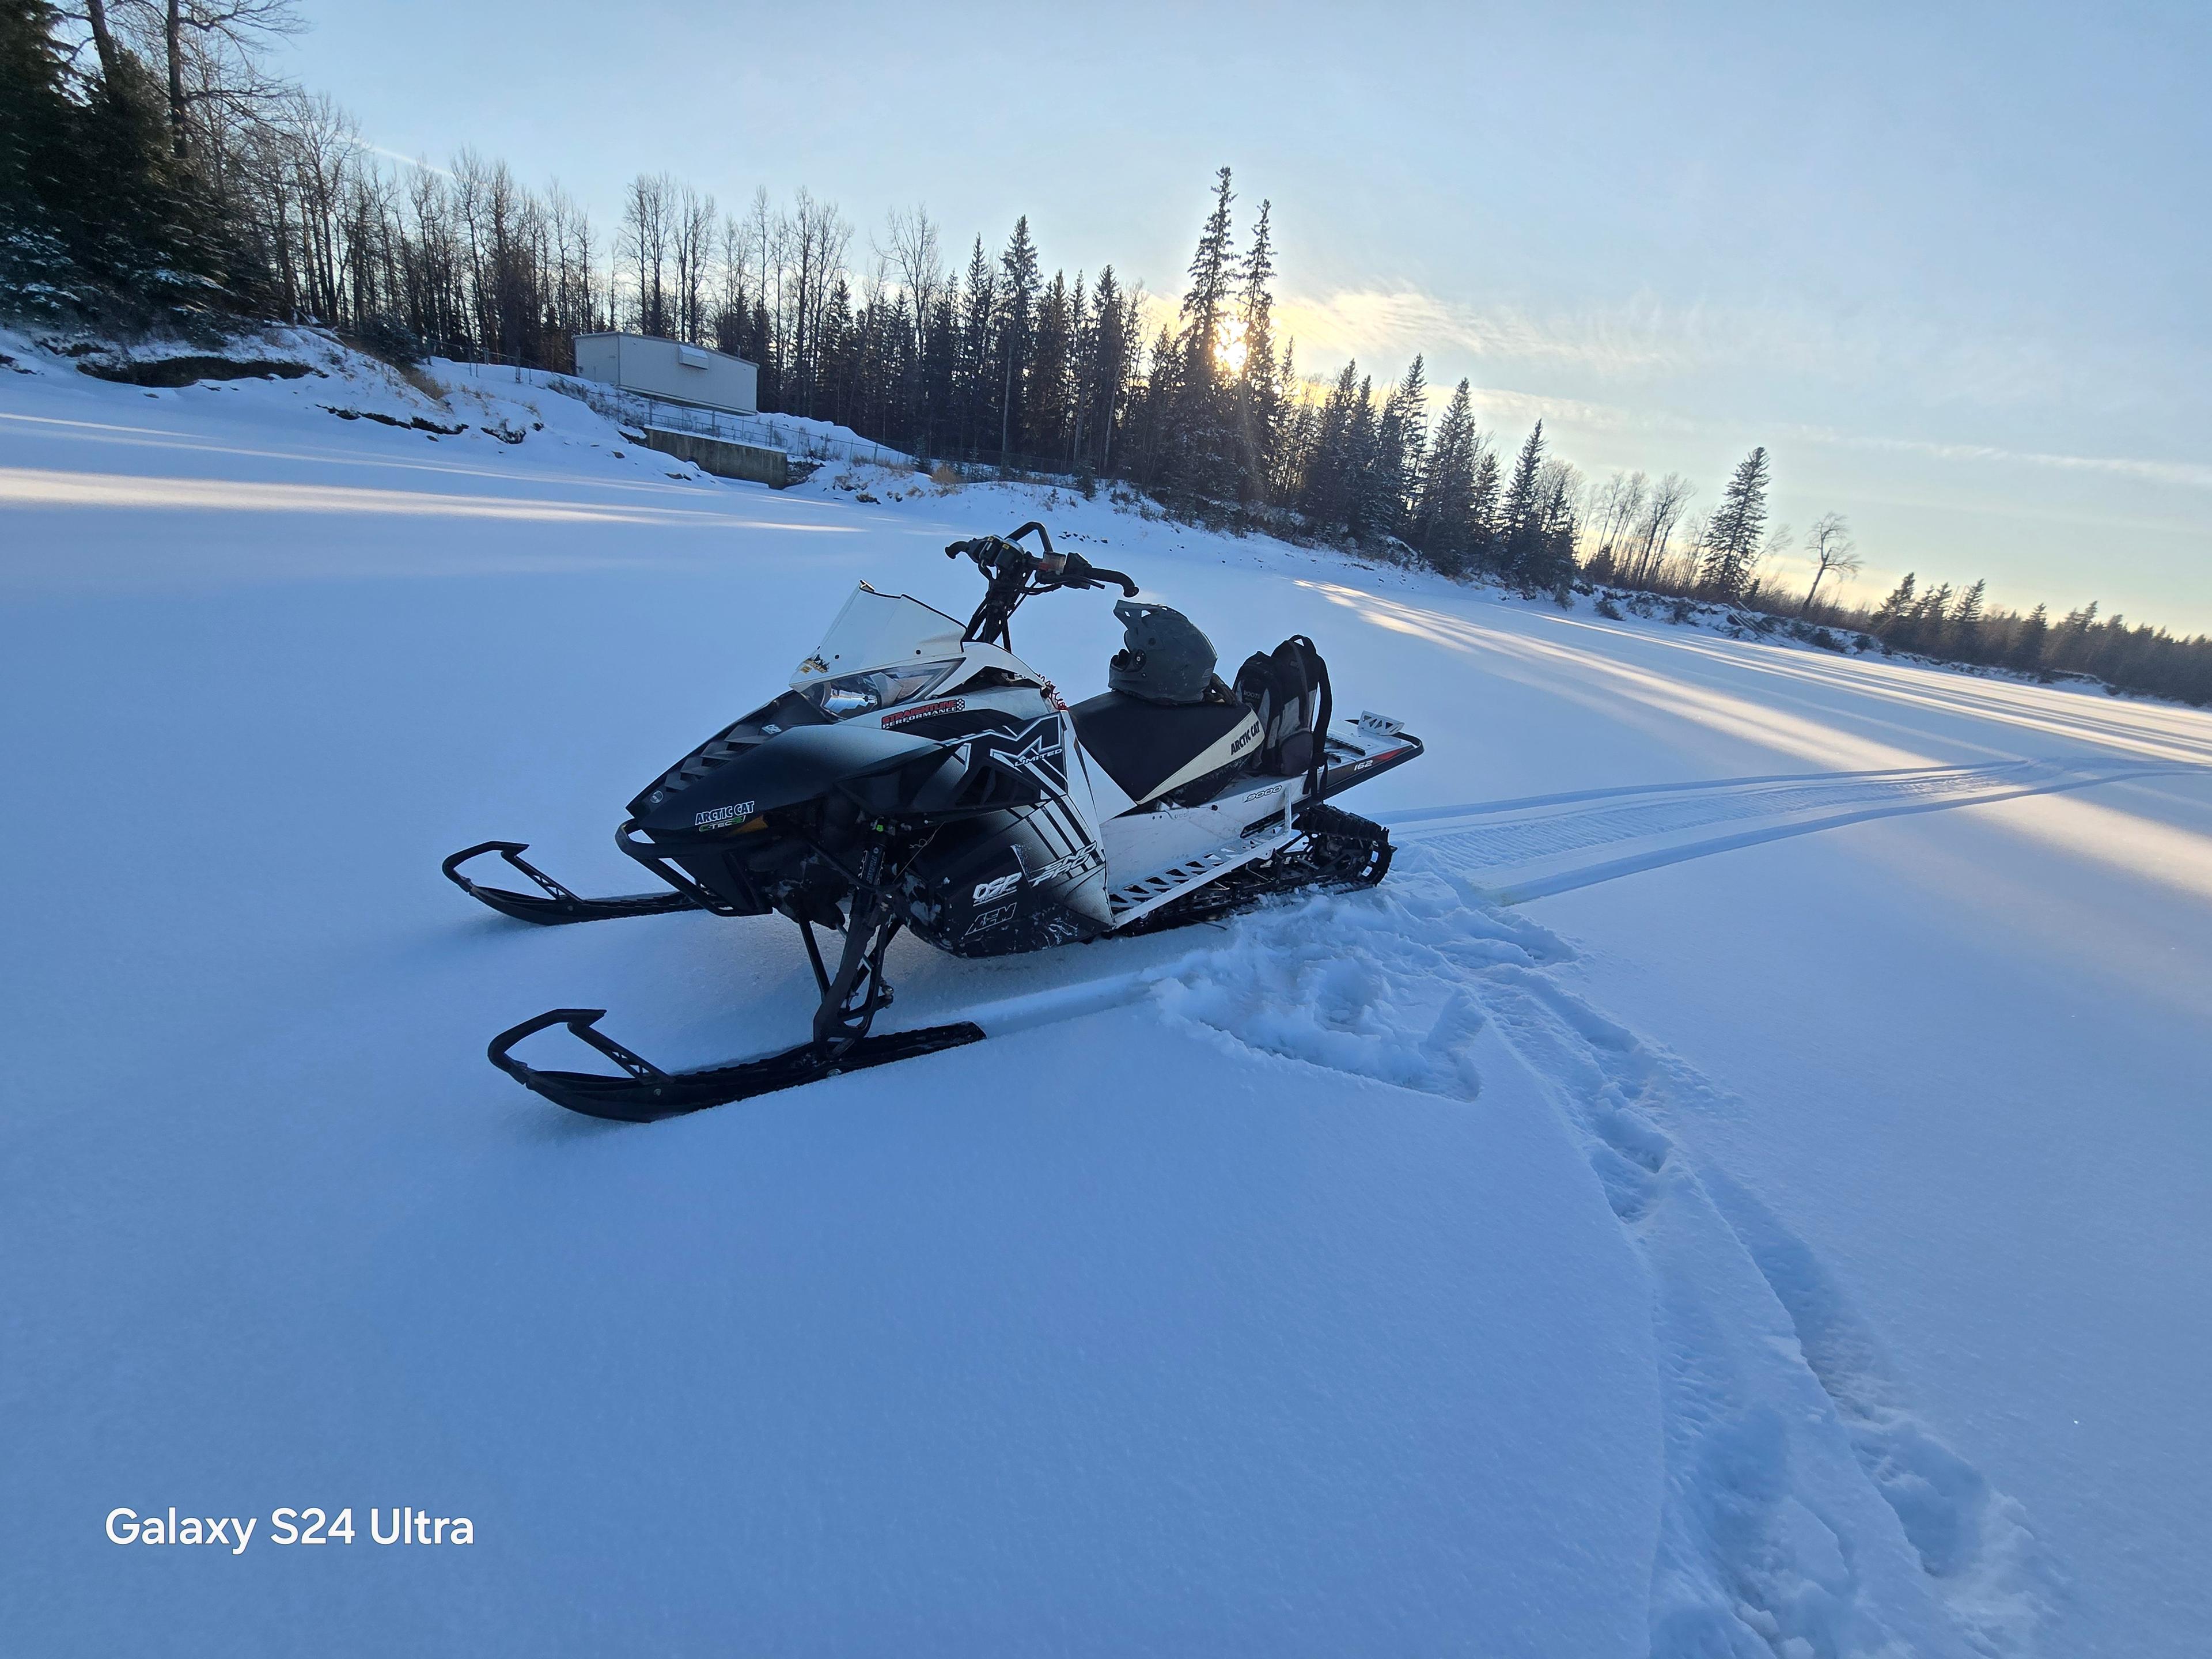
[1108,598,1218,705]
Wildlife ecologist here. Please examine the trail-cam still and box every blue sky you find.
[275,1,2210,630]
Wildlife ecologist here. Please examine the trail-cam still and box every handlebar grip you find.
[1087,567,1139,597]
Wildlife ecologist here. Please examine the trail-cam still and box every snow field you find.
[5,329,2210,1654]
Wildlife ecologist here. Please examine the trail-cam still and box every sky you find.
[272,1,2212,631]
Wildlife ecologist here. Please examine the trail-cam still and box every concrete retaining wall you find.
[640,426,789,488]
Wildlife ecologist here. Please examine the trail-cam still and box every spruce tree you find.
[0,0,79,311]
[1373,355,1427,541]
[1027,269,1073,461]
[1467,444,1502,567]
[1499,422,1548,582]
[1234,199,1282,503]
[2011,603,2049,670]
[1698,446,1771,601]
[1299,359,1362,528]
[1950,578,1987,660]
[1344,375,1383,540]
[1169,166,1238,502]
[1,1,245,323]
[995,216,1040,462]
[956,236,995,454]
[1085,267,1132,475]
[1873,573,1916,632]
[1411,378,1478,573]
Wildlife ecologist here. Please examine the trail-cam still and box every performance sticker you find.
[694,799,756,828]
[971,872,1021,904]
[881,696,967,729]
[961,900,1018,941]
[1027,849,1101,886]
[971,715,1067,793]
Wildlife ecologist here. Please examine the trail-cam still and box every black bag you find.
[1234,635,1327,777]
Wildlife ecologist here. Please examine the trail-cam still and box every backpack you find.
[1234,635,1330,777]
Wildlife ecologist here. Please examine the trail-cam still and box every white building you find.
[571,332,759,415]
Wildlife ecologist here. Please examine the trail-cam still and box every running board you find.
[1105,831,1296,927]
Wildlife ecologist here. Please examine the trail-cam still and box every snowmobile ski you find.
[486,1007,986,1122]
[442,841,699,926]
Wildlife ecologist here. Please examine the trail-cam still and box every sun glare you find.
[1218,316,1247,374]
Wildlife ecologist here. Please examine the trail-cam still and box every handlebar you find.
[944,524,1138,597]
[944,521,1139,647]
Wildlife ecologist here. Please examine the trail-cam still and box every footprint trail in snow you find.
[1150,851,2058,1658]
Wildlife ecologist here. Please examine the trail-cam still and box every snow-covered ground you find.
[4,332,2209,1656]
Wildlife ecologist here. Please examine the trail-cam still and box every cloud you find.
[1266,284,2201,423]
[363,143,452,179]
[1274,290,1684,378]
[1789,426,2212,493]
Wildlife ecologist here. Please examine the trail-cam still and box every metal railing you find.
[434,359,917,469]
[550,374,916,469]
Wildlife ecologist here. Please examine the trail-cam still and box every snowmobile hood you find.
[792,586,968,688]
[630,722,948,834]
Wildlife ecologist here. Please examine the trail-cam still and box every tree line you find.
[5,0,2207,705]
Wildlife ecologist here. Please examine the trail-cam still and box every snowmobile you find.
[446,521,1423,1120]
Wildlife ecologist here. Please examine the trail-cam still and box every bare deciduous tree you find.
[620,172,673,336]
[1801,512,1862,614]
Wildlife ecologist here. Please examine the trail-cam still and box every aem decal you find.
[961,900,1019,940]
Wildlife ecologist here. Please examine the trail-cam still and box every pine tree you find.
[1,1,247,322]
[1467,444,1502,566]
[1372,355,1427,542]
[1084,266,1134,475]
[1233,199,1282,503]
[956,236,995,454]
[1873,573,1916,633]
[995,215,1040,463]
[919,287,956,457]
[1411,378,1478,573]
[1498,422,1550,582]
[1698,446,1771,601]
[2011,603,2049,671]
[0,0,79,310]
[1950,578,1987,659]
[1298,359,1362,528]
[1501,423,1544,532]
[1344,375,1385,540]
[1169,166,1238,502]
[1027,268,1074,463]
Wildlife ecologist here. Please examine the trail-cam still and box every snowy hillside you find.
[5,332,2210,1657]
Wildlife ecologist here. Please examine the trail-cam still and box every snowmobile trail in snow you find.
[1383,757,2184,902]
[1153,854,2058,1657]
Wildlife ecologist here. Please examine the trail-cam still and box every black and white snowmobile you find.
[446,522,1423,1120]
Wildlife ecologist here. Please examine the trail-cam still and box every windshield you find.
[793,586,967,688]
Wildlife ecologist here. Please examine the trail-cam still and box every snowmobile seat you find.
[1071,691,1259,805]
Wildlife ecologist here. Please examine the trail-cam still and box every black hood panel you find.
[630,723,946,832]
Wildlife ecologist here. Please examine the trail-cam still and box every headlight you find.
[798,659,963,719]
